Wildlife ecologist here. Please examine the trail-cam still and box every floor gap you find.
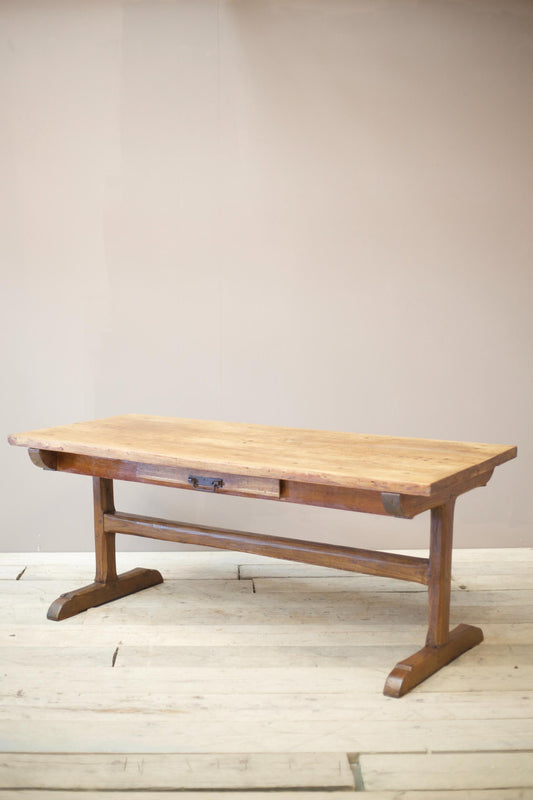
[347,753,364,791]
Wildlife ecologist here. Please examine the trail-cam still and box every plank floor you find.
[1,548,532,798]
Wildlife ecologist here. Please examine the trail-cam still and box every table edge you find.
[8,435,517,498]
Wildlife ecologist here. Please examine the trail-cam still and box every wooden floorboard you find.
[0,549,531,794]
[0,794,359,800]
[0,793,530,800]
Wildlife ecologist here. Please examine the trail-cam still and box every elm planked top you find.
[8,414,516,497]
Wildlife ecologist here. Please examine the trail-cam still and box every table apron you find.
[27,449,495,519]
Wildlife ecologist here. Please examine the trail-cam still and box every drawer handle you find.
[188,475,224,492]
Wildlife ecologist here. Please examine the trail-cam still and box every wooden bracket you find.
[381,492,408,518]
[29,448,57,471]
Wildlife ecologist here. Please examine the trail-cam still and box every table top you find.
[8,414,516,497]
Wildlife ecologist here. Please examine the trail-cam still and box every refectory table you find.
[8,414,516,696]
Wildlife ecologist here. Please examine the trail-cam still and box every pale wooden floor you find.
[1,547,532,799]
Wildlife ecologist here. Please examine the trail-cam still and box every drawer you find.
[135,463,280,498]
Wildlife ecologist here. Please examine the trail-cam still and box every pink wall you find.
[2,0,530,550]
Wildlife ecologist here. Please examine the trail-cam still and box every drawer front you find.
[49,452,281,499]
[135,463,280,498]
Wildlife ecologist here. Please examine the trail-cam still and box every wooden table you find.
[8,414,516,697]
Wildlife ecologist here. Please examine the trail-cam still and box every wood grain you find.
[37,451,481,517]
[359,752,533,792]
[1,548,532,795]
[105,510,430,584]
[0,793,357,800]
[8,414,517,496]
[93,478,116,584]
[0,794,358,800]
[383,623,484,697]
[427,499,455,647]
[0,753,355,791]
[3,715,532,754]
[46,568,164,621]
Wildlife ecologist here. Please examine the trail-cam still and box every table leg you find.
[383,499,483,696]
[47,478,163,621]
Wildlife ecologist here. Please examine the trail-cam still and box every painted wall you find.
[2,0,531,552]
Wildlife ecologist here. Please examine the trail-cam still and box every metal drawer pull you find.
[188,475,224,492]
